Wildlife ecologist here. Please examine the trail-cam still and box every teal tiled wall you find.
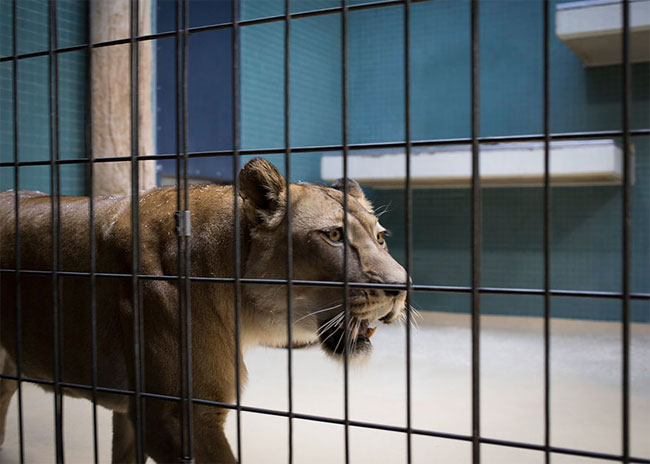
[241,0,650,321]
[0,0,88,195]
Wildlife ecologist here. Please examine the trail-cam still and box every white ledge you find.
[556,0,650,66]
[321,140,630,189]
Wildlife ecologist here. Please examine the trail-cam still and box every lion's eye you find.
[377,231,385,245]
[327,228,343,242]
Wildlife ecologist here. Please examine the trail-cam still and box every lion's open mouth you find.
[318,316,377,357]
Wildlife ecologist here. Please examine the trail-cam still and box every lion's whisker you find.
[320,317,345,345]
[333,314,356,354]
[333,329,345,354]
[400,305,420,329]
[317,312,344,336]
[294,302,343,325]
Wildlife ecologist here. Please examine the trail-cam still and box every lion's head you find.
[239,158,407,360]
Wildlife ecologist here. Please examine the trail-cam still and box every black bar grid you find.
[1,0,648,463]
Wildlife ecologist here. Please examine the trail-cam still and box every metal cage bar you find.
[2,268,649,300]
[2,128,650,169]
[543,0,552,462]
[231,0,244,461]
[129,1,146,461]
[341,0,351,461]
[48,1,65,461]
[10,0,25,462]
[85,1,99,462]
[470,0,482,462]
[621,0,632,462]
[174,0,194,461]
[340,1,353,462]
[403,1,413,462]
[0,370,648,463]
[0,0,439,67]
[283,0,295,462]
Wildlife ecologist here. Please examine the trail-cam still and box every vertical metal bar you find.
[85,1,99,462]
[174,14,184,464]
[129,0,145,461]
[174,4,185,457]
[542,1,551,463]
[470,0,481,463]
[178,0,194,460]
[403,1,412,462]
[283,1,294,463]
[175,0,185,455]
[621,0,631,462]
[48,1,65,461]
[341,0,350,462]
[231,0,243,461]
[11,0,25,461]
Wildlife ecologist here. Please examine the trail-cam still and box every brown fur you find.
[0,158,406,462]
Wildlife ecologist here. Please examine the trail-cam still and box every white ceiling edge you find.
[321,139,632,189]
[556,0,650,66]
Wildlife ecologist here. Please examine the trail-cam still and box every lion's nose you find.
[383,281,407,298]
[383,287,402,297]
[382,273,411,297]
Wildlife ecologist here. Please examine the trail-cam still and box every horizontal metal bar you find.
[0,0,433,64]
[1,269,648,300]
[1,372,647,463]
[1,129,648,169]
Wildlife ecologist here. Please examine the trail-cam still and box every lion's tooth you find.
[366,326,377,338]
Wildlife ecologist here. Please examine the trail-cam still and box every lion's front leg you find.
[112,410,139,463]
[141,402,235,463]
[192,405,237,463]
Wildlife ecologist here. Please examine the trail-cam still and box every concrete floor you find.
[0,312,648,463]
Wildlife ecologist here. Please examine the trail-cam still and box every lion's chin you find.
[318,316,375,361]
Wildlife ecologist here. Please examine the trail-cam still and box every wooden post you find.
[91,0,156,197]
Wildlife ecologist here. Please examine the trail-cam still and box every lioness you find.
[0,158,407,462]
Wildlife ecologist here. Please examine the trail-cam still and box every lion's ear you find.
[331,178,373,211]
[238,158,286,227]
